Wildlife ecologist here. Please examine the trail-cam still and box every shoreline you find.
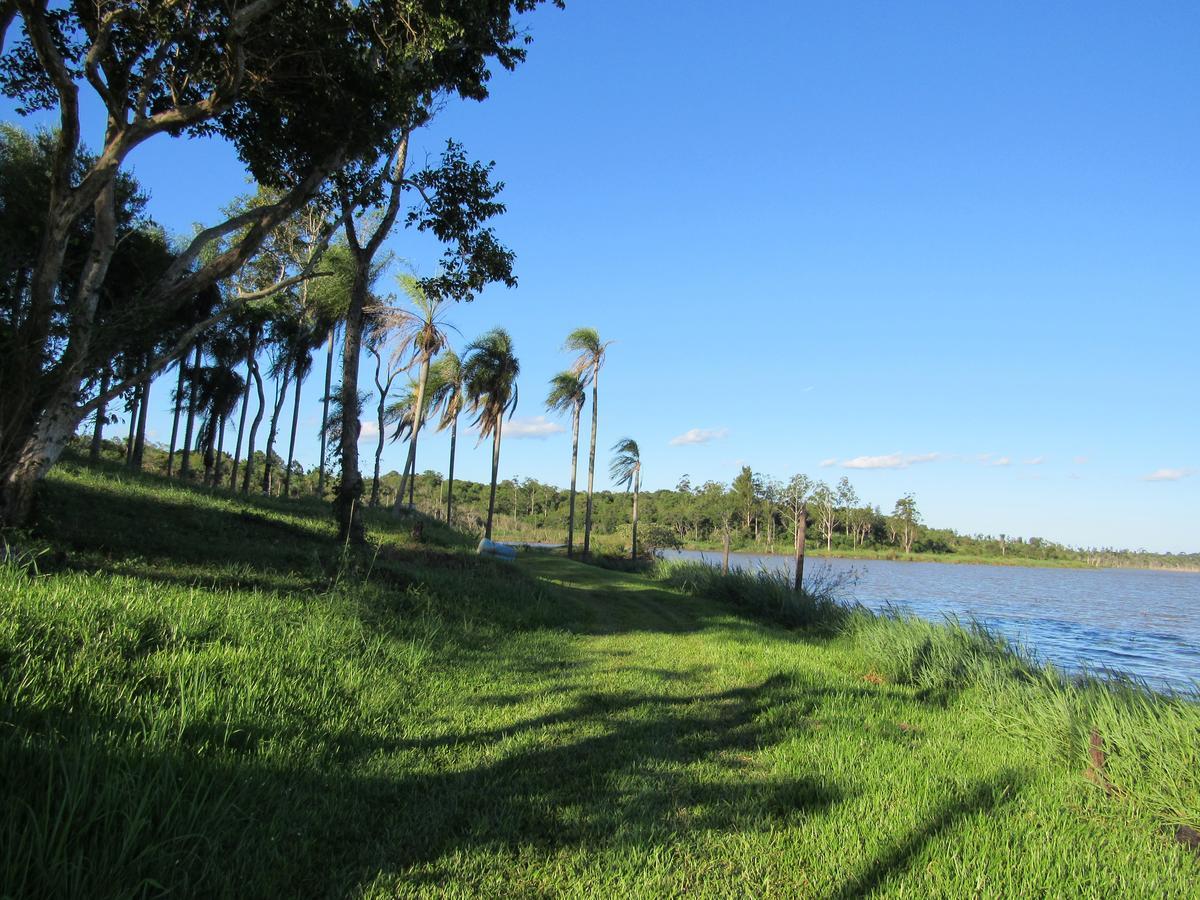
[492,531,1200,574]
[668,544,1200,574]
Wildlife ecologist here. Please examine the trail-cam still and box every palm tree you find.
[545,371,586,557]
[427,350,466,525]
[364,319,407,507]
[610,438,641,560]
[565,327,612,556]
[195,364,245,488]
[462,328,519,540]
[383,374,440,509]
[389,275,454,514]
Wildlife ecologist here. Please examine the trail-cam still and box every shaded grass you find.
[0,464,1196,896]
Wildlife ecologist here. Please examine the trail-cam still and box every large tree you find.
[334,137,516,542]
[0,0,555,527]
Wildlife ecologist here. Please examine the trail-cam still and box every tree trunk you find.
[335,132,408,542]
[166,355,186,476]
[241,356,265,493]
[124,382,139,465]
[445,414,458,526]
[631,466,639,561]
[583,366,599,556]
[283,364,304,498]
[370,359,387,507]
[395,353,431,514]
[0,405,79,526]
[89,372,109,465]
[484,417,503,540]
[318,330,335,497]
[229,348,254,490]
[567,400,580,558]
[180,343,202,477]
[261,365,290,495]
[793,508,808,592]
[214,413,226,488]
[131,361,151,470]
[202,418,216,486]
[335,261,369,543]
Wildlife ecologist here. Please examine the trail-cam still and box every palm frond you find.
[545,370,586,415]
[563,326,613,379]
[462,327,520,443]
[609,437,641,490]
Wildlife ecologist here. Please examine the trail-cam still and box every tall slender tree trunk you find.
[180,344,202,477]
[89,372,109,465]
[395,354,431,514]
[283,365,304,498]
[241,357,265,493]
[202,418,216,486]
[445,414,458,526]
[335,262,369,542]
[131,361,151,470]
[318,330,335,497]
[484,417,503,540]
[566,401,581,557]
[583,366,599,556]
[631,467,639,561]
[261,365,290,495]
[166,356,186,476]
[229,350,254,489]
[370,360,387,507]
[124,383,139,465]
[793,507,808,592]
[214,414,226,488]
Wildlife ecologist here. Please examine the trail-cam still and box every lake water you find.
[661,549,1200,693]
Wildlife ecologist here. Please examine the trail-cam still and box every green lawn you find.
[1,461,1196,897]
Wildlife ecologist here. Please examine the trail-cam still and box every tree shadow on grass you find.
[2,674,845,897]
[827,771,1026,899]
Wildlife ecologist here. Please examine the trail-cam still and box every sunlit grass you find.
[0,463,1195,896]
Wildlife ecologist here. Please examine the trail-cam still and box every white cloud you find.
[504,416,565,440]
[669,427,729,446]
[1142,468,1192,483]
[992,456,1012,467]
[1023,456,1045,465]
[978,453,1011,467]
[840,452,941,470]
[819,458,837,468]
[1073,456,1089,465]
[358,419,379,443]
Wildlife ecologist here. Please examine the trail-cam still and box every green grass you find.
[1,460,1197,897]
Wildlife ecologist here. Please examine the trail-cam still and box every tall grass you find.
[654,558,853,629]
[653,553,1200,843]
[840,608,1200,834]
[840,608,1043,694]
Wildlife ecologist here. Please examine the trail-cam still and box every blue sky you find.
[5,1,1198,551]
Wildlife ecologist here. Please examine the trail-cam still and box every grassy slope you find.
[1,461,1196,897]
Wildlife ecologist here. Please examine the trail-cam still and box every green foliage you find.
[462,327,520,441]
